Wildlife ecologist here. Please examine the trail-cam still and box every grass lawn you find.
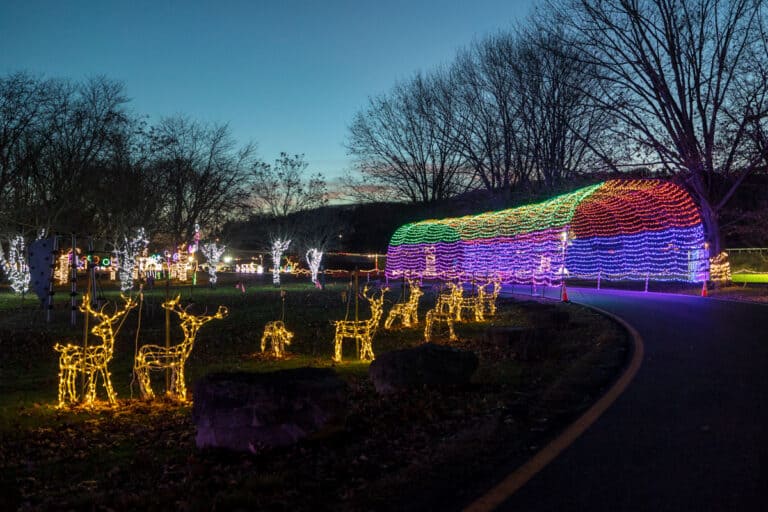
[731,273,768,283]
[0,272,630,511]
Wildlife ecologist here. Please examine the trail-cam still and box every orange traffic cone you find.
[701,280,708,297]
[561,282,569,302]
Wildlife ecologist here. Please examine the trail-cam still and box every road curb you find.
[464,299,645,512]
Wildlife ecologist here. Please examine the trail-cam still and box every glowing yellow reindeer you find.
[54,294,137,407]
[424,284,461,342]
[480,279,502,317]
[384,278,423,329]
[260,320,293,358]
[333,286,388,362]
[135,296,228,401]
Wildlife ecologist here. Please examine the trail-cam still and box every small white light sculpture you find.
[200,241,226,285]
[306,248,323,286]
[0,235,31,294]
[271,239,291,285]
[117,228,148,291]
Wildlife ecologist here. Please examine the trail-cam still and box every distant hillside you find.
[225,172,768,253]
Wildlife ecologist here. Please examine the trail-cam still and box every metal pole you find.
[354,268,359,357]
[70,234,77,327]
[89,238,97,305]
[46,236,58,323]
[165,276,171,393]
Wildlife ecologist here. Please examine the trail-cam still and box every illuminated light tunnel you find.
[386,180,709,284]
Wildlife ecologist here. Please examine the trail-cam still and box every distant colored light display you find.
[386,180,709,283]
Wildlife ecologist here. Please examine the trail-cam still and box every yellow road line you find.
[464,303,644,512]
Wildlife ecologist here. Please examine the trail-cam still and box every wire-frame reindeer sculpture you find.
[260,320,293,358]
[135,296,228,401]
[384,278,424,329]
[54,294,137,407]
[333,286,388,362]
[424,283,461,342]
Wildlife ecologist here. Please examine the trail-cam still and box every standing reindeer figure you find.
[384,278,423,329]
[424,285,460,342]
[480,279,502,317]
[54,294,137,407]
[456,284,486,322]
[135,296,228,401]
[333,286,388,362]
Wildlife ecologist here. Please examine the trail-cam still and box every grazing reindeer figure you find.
[260,320,293,358]
[54,294,137,407]
[424,284,460,342]
[333,286,388,362]
[384,279,423,329]
[456,285,486,322]
[135,296,228,401]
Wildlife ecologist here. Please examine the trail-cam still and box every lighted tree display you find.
[200,241,226,285]
[271,238,291,285]
[0,234,30,294]
[306,248,323,286]
[116,228,149,291]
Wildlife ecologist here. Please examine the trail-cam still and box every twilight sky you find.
[0,0,536,181]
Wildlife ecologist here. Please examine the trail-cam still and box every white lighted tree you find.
[306,248,323,286]
[117,228,149,291]
[271,239,291,285]
[200,241,226,285]
[0,235,30,294]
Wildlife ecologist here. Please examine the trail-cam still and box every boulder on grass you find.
[192,367,347,453]
[368,343,478,394]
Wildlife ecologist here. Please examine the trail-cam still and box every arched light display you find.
[386,180,709,283]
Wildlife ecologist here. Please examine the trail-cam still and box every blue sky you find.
[0,0,535,180]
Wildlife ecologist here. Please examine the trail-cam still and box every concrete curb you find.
[464,299,645,512]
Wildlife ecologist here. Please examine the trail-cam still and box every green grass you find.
[0,274,630,511]
[731,273,768,283]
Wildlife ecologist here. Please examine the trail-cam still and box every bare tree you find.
[545,0,768,254]
[347,73,470,203]
[250,152,328,217]
[150,116,255,246]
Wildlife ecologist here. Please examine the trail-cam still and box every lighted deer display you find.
[384,278,423,329]
[456,285,486,322]
[260,320,293,358]
[480,279,502,317]
[333,286,388,362]
[424,284,460,342]
[135,296,228,401]
[54,294,137,407]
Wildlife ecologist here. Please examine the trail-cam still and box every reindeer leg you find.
[333,330,343,363]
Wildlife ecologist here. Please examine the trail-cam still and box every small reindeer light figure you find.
[54,294,137,407]
[260,320,293,358]
[135,296,228,401]
[333,286,388,362]
[384,278,423,329]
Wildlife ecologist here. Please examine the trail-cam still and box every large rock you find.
[192,367,347,453]
[368,343,479,394]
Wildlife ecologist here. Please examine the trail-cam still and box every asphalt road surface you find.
[494,287,767,511]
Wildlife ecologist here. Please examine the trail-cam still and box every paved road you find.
[494,287,767,511]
